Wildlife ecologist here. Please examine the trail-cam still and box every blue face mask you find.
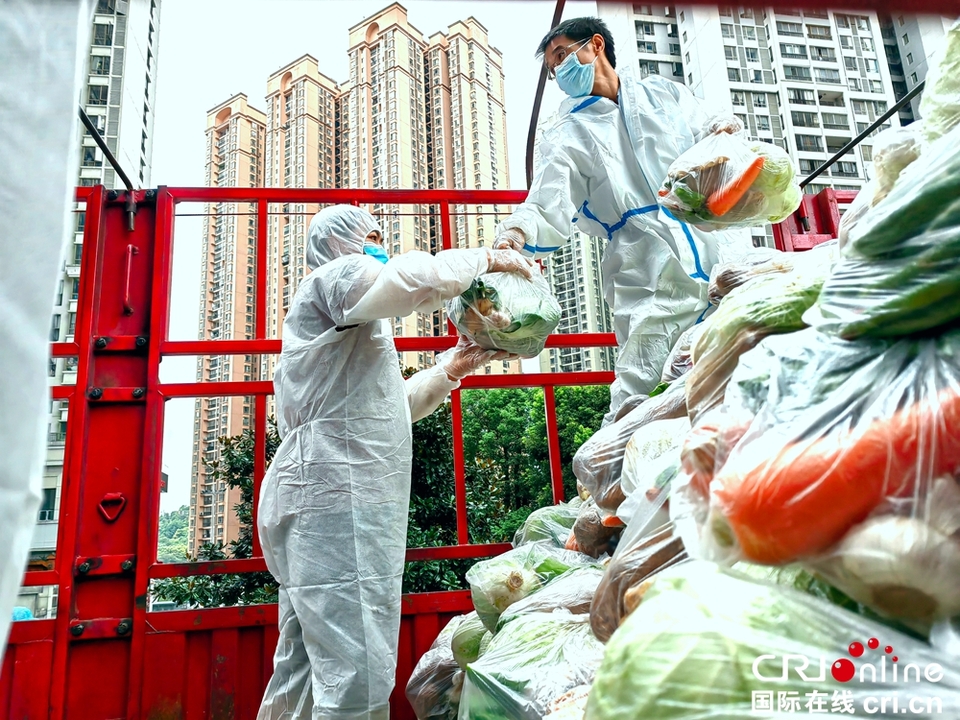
[554,40,596,98]
[363,243,389,264]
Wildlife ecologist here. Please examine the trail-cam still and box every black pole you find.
[525,0,566,189]
[78,106,138,230]
[799,80,925,189]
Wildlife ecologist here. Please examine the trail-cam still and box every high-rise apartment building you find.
[191,3,515,552]
[188,95,266,556]
[880,14,955,123]
[23,0,161,620]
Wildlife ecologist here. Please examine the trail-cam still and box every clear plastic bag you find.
[616,417,689,526]
[917,18,960,145]
[658,131,802,230]
[585,560,960,720]
[589,520,689,643]
[497,566,604,631]
[568,498,623,559]
[701,327,960,623]
[706,247,794,307]
[573,379,687,517]
[660,324,706,384]
[451,612,491,671]
[446,272,561,358]
[513,499,582,549]
[406,615,466,720]
[807,123,960,340]
[837,125,922,251]
[465,542,599,633]
[686,243,837,426]
[459,613,606,720]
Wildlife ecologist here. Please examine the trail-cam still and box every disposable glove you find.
[437,336,518,381]
[485,247,536,278]
[492,227,527,253]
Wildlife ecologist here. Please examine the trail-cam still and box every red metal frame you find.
[3,185,847,719]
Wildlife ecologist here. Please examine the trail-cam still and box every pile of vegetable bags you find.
[657,123,803,230]
[446,271,561,358]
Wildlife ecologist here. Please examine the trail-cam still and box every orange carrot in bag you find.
[706,156,765,217]
[713,388,960,565]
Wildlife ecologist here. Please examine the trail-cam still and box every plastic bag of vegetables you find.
[406,615,467,720]
[837,125,922,250]
[446,272,561,358]
[567,497,623,559]
[657,130,802,230]
[660,324,705,384]
[585,561,960,720]
[807,122,960,340]
[590,520,688,643]
[917,18,960,145]
[616,417,689,526]
[686,243,837,426]
[497,566,604,630]
[513,499,582,549]
[465,542,599,633]
[706,247,795,307]
[459,612,606,720]
[572,379,687,519]
[702,327,960,622]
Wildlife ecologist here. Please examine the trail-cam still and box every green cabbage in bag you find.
[447,272,561,358]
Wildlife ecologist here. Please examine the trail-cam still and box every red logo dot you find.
[892,656,899,663]
[832,658,856,683]
[848,642,865,657]
[868,638,880,650]
[884,646,894,654]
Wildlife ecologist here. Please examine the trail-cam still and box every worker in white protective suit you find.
[0,0,94,663]
[256,205,534,720]
[495,17,752,423]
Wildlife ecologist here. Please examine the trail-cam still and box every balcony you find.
[30,521,58,553]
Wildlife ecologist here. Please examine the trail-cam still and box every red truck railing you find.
[2,186,846,719]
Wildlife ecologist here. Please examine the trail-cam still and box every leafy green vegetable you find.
[917,19,960,145]
[460,613,605,720]
[452,612,491,670]
[585,561,956,720]
[513,500,581,549]
[448,273,561,358]
[750,142,796,195]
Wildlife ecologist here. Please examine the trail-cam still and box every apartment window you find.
[639,22,655,35]
[50,315,61,342]
[860,37,874,52]
[777,21,803,37]
[835,14,850,29]
[799,158,818,173]
[910,72,918,84]
[639,41,657,53]
[902,33,909,45]
[92,23,112,46]
[688,72,693,84]
[844,56,858,72]
[836,161,858,177]
[745,47,759,62]
[683,31,688,42]
[685,51,691,63]
[781,43,807,58]
[870,80,884,93]
[840,35,853,49]
[856,17,869,31]
[822,112,848,129]
[82,147,100,167]
[90,55,110,75]
[724,46,737,61]
[848,78,862,91]
[811,46,836,62]
[807,25,831,40]
[669,43,681,55]
[861,145,873,161]
[732,91,746,106]
[633,4,652,14]
[783,66,811,81]
[852,100,868,115]
[679,10,684,22]
[792,111,819,127]
[743,26,756,40]
[788,88,816,104]
[719,6,732,16]
[906,52,914,64]
[721,24,735,39]
[87,85,108,106]
[673,62,684,77]
[898,15,905,26]
[38,488,57,522]
[756,115,771,131]
[753,93,767,108]
[96,0,116,11]
[741,7,755,19]
[864,58,879,73]
[816,68,842,84]
[795,134,823,151]
[874,100,888,113]
[727,67,741,82]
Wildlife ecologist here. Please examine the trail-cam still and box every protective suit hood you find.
[306,204,382,269]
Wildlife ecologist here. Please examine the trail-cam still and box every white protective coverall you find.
[257,207,496,720]
[0,0,93,661]
[500,67,752,420]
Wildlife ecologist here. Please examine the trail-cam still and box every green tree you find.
[157,505,190,563]
[152,420,281,607]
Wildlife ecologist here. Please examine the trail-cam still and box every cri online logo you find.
[833,637,896,683]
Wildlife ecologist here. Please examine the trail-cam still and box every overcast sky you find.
[152,0,598,513]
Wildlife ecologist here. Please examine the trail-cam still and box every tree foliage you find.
[157,505,190,563]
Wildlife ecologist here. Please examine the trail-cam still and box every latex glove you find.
[437,336,518,381]
[486,247,535,279]
[492,227,526,252]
